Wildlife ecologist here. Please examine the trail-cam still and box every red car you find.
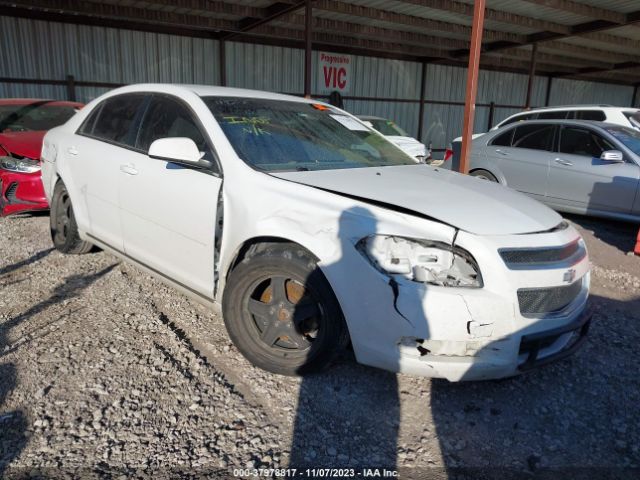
[0,99,83,216]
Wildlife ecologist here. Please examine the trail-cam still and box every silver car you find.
[457,120,640,223]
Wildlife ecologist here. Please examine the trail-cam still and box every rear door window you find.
[537,110,569,120]
[559,127,615,158]
[512,124,556,151]
[91,94,147,147]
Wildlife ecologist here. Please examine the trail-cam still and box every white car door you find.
[66,93,147,251]
[119,94,222,298]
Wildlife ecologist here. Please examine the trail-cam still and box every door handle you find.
[67,147,78,156]
[495,149,509,156]
[554,158,573,166]
[119,164,139,175]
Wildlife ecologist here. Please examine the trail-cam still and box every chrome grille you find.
[518,281,583,316]
[500,241,585,269]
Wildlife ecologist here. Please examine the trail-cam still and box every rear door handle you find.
[119,164,138,176]
[67,147,78,156]
[554,158,573,166]
[495,149,509,156]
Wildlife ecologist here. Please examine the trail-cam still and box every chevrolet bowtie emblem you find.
[563,269,577,283]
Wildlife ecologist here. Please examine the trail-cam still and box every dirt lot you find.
[1,211,639,478]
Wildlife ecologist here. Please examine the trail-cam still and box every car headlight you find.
[357,235,483,288]
[0,156,41,173]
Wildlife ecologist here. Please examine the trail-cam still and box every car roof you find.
[0,98,83,107]
[513,105,637,114]
[103,83,322,105]
[494,119,625,130]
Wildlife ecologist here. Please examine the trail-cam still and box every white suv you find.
[41,84,591,381]
[493,105,640,131]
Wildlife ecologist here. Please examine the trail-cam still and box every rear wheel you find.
[222,244,348,375]
[470,169,499,182]
[50,181,93,254]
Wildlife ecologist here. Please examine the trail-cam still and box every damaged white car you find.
[41,84,591,381]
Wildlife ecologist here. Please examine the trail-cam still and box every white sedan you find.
[357,115,428,161]
[41,84,591,381]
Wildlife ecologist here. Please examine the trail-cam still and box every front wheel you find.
[50,181,93,254]
[222,244,348,376]
[470,169,499,182]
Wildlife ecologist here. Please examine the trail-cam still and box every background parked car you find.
[451,119,640,223]
[0,99,83,216]
[492,105,640,131]
[357,115,428,162]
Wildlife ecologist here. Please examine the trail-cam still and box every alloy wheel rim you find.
[246,275,323,353]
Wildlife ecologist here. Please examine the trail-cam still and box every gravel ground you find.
[1,212,639,479]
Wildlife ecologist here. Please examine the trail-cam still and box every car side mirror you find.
[148,137,212,169]
[600,150,624,163]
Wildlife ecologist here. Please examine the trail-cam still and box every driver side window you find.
[559,127,615,158]
[136,96,211,160]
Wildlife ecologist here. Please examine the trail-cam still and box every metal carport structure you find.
[1,0,639,158]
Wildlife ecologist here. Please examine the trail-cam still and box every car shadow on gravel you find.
[0,247,54,277]
[289,207,421,474]
[429,294,640,479]
[0,262,118,475]
[564,213,638,254]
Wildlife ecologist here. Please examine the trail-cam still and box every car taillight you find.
[443,148,453,162]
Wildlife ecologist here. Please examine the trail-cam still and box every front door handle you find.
[119,164,139,176]
[67,147,78,156]
[554,158,573,166]
[495,149,509,156]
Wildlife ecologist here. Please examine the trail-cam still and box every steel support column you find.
[417,61,427,142]
[304,0,312,98]
[219,39,226,86]
[459,0,485,174]
[545,76,554,106]
[525,43,538,108]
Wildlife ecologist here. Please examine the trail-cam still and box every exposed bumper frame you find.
[518,306,592,371]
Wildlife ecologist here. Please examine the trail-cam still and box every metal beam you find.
[518,0,626,25]
[221,1,307,40]
[282,13,469,50]
[0,0,238,34]
[459,0,485,175]
[556,61,640,78]
[398,0,570,34]
[312,0,525,44]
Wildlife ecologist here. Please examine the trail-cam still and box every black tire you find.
[470,169,499,182]
[50,181,93,255]
[222,244,349,376]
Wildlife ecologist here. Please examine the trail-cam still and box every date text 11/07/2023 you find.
[233,468,399,477]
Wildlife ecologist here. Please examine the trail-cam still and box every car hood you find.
[0,131,46,159]
[271,165,562,235]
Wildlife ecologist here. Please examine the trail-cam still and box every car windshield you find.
[204,97,416,172]
[368,119,409,136]
[605,126,640,156]
[0,101,77,132]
